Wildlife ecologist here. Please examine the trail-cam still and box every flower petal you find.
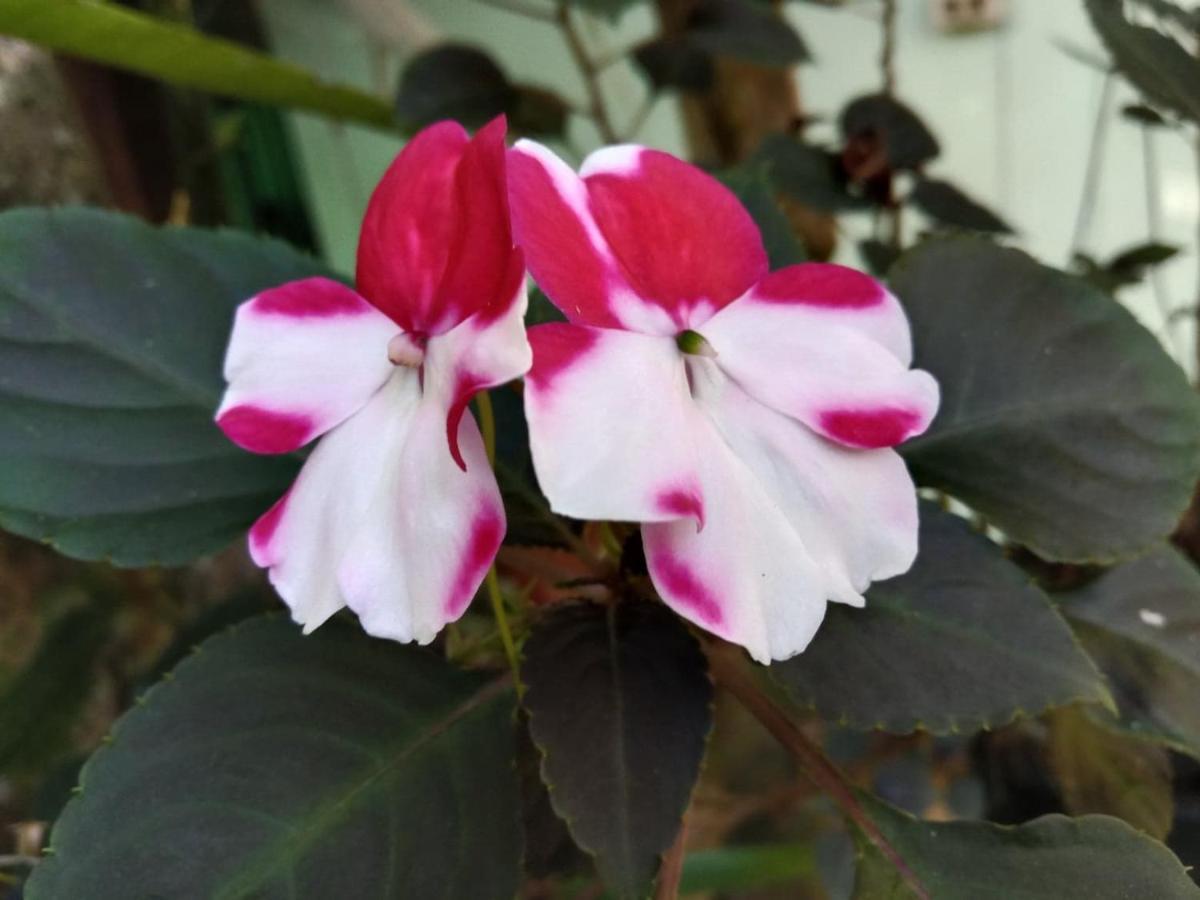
[356,117,520,334]
[215,277,397,454]
[524,323,704,526]
[357,121,468,331]
[425,265,532,470]
[582,145,768,329]
[336,382,505,643]
[507,140,676,335]
[644,359,920,663]
[700,281,939,450]
[249,370,424,634]
[748,263,915,363]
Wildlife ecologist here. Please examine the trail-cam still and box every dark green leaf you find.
[632,37,716,92]
[772,505,1109,734]
[1059,546,1200,760]
[0,207,315,565]
[859,238,900,276]
[753,133,869,211]
[840,93,940,170]
[27,616,522,900]
[909,177,1013,234]
[511,84,571,138]
[522,601,713,899]
[1085,0,1200,125]
[0,594,114,775]
[1108,240,1180,275]
[686,0,810,66]
[1122,102,1171,127]
[717,165,806,267]
[0,0,393,128]
[396,44,516,132]
[893,237,1200,562]
[1046,705,1174,840]
[853,794,1199,899]
[680,843,815,894]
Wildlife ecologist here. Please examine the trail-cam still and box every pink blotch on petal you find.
[445,505,505,618]
[250,277,368,318]
[650,551,725,628]
[446,370,487,472]
[217,405,313,454]
[526,324,600,392]
[819,407,923,449]
[753,263,886,309]
[248,487,292,566]
[655,487,705,531]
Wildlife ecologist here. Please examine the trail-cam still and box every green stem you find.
[475,389,497,467]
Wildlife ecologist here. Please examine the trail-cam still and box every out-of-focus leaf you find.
[563,0,643,19]
[511,84,571,137]
[686,0,810,66]
[893,237,1200,562]
[522,600,713,899]
[0,0,392,128]
[717,165,806,267]
[1046,705,1174,840]
[754,133,870,211]
[679,843,815,894]
[1085,0,1200,125]
[909,177,1013,234]
[26,616,522,900]
[396,43,516,131]
[852,793,1199,899]
[632,36,715,92]
[0,207,316,566]
[1060,546,1200,760]
[0,595,113,775]
[772,506,1110,734]
[1072,242,1180,293]
[859,238,900,276]
[840,93,940,170]
[1122,102,1171,127]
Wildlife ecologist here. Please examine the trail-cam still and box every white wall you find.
[258,0,1199,369]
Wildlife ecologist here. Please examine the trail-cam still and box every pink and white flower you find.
[216,118,530,644]
[509,141,939,663]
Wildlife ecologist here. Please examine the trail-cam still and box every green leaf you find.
[522,600,713,899]
[771,505,1110,734]
[1085,0,1200,125]
[0,593,114,776]
[0,207,319,565]
[1059,546,1200,760]
[1122,102,1171,127]
[511,84,572,138]
[26,616,522,900]
[563,0,643,19]
[632,37,716,93]
[859,238,901,276]
[840,94,940,170]
[1046,705,1174,841]
[0,0,393,129]
[716,165,806,268]
[753,133,870,212]
[909,177,1013,234]
[686,0,810,67]
[680,843,815,895]
[396,44,516,132]
[893,237,1200,562]
[852,795,1199,899]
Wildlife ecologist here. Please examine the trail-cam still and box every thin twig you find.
[880,0,897,96]
[473,0,557,22]
[705,641,931,900]
[1140,123,1184,357]
[1070,72,1115,258]
[654,820,688,900]
[557,3,619,143]
[624,92,658,143]
[1195,133,1200,378]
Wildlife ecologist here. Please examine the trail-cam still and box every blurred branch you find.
[653,820,687,900]
[474,0,557,23]
[880,0,896,96]
[557,3,619,142]
[1070,72,1116,256]
[704,639,931,900]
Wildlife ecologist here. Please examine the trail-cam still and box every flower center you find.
[676,329,717,358]
[387,332,427,368]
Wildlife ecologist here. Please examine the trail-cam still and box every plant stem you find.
[1070,72,1115,259]
[473,0,557,22]
[654,820,687,900]
[1141,123,1183,357]
[704,641,931,900]
[557,3,619,143]
[880,0,897,96]
[475,388,522,691]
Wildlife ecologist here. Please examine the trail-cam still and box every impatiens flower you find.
[216,118,530,643]
[508,141,939,663]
